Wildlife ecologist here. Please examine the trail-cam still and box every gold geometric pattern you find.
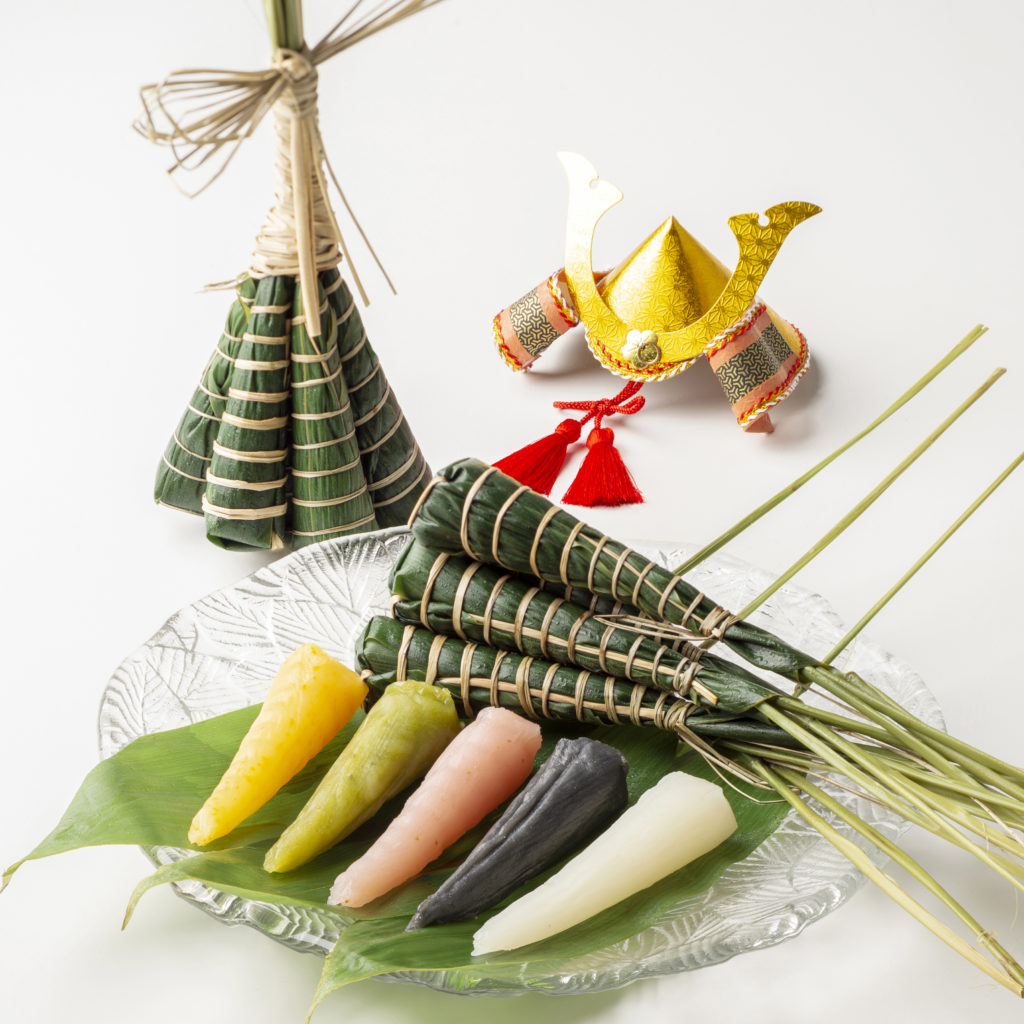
[558,152,820,381]
[599,220,704,331]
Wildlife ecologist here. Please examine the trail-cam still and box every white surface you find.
[2,0,1023,1021]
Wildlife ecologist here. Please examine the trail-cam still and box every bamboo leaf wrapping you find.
[389,538,781,713]
[147,0,436,551]
[535,580,634,617]
[289,278,377,547]
[358,615,697,731]
[204,276,293,549]
[153,270,432,549]
[324,269,431,526]
[410,459,817,680]
[154,277,257,516]
[356,616,792,750]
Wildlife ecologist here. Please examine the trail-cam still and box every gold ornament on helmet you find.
[491,155,820,506]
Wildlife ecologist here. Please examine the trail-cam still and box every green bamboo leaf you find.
[5,691,786,1010]
[123,845,352,928]
[3,705,361,890]
[324,269,431,527]
[154,277,256,515]
[204,275,294,549]
[310,743,787,1009]
[289,276,378,546]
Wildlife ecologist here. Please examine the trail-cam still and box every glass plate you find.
[98,527,943,995]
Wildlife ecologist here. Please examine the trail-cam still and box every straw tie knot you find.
[275,49,319,120]
[132,8,415,313]
[133,54,322,198]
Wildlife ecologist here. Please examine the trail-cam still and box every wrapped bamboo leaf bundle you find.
[155,278,257,519]
[536,581,632,616]
[389,538,781,707]
[409,458,815,679]
[323,269,431,527]
[202,277,294,548]
[289,279,376,545]
[357,616,795,750]
[145,1,436,550]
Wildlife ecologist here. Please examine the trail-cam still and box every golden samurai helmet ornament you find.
[490,154,820,506]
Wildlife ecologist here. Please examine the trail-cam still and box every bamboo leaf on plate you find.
[310,744,788,1006]
[4,699,787,1008]
[3,706,361,889]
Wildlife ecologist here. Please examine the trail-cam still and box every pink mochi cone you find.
[328,707,542,907]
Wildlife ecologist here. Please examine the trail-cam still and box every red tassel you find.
[561,426,643,507]
[493,418,582,495]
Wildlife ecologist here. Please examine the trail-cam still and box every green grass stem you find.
[824,450,1024,663]
[674,326,988,576]
[795,668,1024,804]
[759,701,1024,892]
[789,712,1024,894]
[877,762,1024,868]
[872,751,1024,823]
[737,368,1005,619]
[265,0,305,50]
[810,667,1024,797]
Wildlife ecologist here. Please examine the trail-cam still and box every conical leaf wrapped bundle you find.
[155,278,257,516]
[148,0,435,551]
[324,269,431,527]
[409,459,816,680]
[389,538,781,709]
[356,616,793,749]
[203,275,294,549]
[289,277,376,547]
[153,270,434,549]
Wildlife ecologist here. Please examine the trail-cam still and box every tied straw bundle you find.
[356,327,1024,994]
[142,1,439,549]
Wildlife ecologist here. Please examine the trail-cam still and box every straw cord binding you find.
[411,550,715,702]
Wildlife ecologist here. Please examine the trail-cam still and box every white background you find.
[3,0,1024,1021]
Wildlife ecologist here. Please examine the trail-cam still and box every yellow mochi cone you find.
[188,643,368,846]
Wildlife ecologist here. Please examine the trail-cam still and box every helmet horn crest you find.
[558,152,820,380]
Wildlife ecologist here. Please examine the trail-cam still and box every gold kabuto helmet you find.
[492,154,820,505]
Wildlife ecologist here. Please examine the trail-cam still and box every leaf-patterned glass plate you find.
[97,527,942,995]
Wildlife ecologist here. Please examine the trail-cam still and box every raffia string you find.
[133,1,444,327]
